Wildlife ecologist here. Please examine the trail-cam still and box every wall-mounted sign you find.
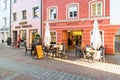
[15,26,20,29]
[66,21,79,26]
[22,25,32,28]
[19,21,27,25]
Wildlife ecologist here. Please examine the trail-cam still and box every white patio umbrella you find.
[91,20,102,50]
[44,22,51,46]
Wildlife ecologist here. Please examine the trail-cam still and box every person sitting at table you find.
[49,44,56,57]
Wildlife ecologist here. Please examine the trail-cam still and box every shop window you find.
[29,29,38,46]
[20,30,26,40]
[91,2,102,16]
[50,31,57,44]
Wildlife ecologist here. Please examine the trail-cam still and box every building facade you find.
[11,0,42,47]
[0,0,11,44]
[43,0,120,54]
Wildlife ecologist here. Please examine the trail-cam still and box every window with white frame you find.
[13,0,17,3]
[91,2,102,16]
[49,8,57,20]
[68,5,77,18]
[33,6,39,18]
[13,12,17,21]
[3,17,7,27]
[3,0,7,10]
[22,10,26,20]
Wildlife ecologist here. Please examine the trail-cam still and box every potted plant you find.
[34,34,42,45]
[7,37,11,45]
[35,34,40,40]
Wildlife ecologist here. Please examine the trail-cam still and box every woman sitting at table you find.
[49,44,56,57]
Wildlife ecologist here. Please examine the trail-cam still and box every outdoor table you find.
[86,49,96,61]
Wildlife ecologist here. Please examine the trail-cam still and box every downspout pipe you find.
[9,0,12,37]
[41,0,43,45]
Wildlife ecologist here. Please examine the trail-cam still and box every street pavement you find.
[0,44,120,80]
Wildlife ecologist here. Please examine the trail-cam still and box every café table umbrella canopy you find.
[44,22,51,46]
[91,20,102,50]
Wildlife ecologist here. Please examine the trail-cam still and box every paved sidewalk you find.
[0,45,120,80]
[0,58,93,80]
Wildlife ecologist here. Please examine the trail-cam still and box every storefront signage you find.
[15,26,20,29]
[19,21,27,25]
[22,25,32,28]
[66,22,79,26]
[50,23,56,26]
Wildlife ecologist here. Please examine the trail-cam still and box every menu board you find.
[34,45,44,59]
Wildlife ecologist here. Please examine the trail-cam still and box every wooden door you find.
[62,31,68,50]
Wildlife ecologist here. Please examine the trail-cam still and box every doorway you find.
[115,29,120,53]
[68,30,82,50]
[13,31,17,42]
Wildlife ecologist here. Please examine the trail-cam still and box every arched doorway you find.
[115,29,120,53]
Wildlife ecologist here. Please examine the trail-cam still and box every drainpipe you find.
[41,0,43,45]
[9,0,12,38]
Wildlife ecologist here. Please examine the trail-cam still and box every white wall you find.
[0,0,11,43]
[0,0,11,29]
[110,0,120,25]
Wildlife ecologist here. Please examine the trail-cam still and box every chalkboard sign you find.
[34,45,44,59]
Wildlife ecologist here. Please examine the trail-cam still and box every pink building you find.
[43,0,120,54]
[11,0,42,47]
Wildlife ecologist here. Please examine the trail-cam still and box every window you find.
[13,13,17,21]
[33,7,39,18]
[91,2,102,16]
[29,29,38,46]
[50,31,57,44]
[22,10,26,20]
[13,0,17,3]
[49,8,57,20]
[68,5,77,18]
[20,30,26,40]
[3,0,7,10]
[3,17,7,27]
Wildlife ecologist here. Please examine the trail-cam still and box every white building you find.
[11,0,42,47]
[0,0,11,44]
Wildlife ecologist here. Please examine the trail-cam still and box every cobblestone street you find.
[0,44,120,80]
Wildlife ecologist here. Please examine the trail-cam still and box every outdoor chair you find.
[85,47,93,61]
[43,44,56,57]
[85,46,105,62]
[75,45,85,58]
[25,44,33,56]
[57,43,66,58]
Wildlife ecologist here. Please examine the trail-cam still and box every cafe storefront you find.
[11,21,39,47]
